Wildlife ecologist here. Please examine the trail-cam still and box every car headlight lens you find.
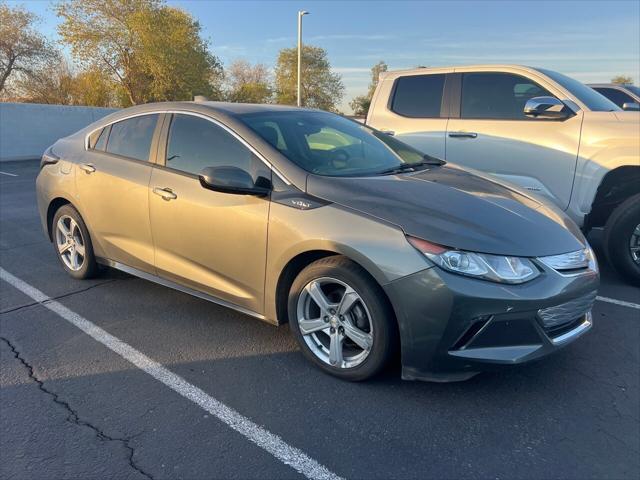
[407,236,539,284]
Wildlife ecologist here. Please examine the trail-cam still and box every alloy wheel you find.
[296,277,374,369]
[55,215,86,271]
[631,223,640,266]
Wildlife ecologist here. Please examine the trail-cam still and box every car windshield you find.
[238,110,434,177]
[537,68,621,112]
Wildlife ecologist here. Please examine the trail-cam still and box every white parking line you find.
[0,171,18,177]
[597,296,640,310]
[0,267,342,480]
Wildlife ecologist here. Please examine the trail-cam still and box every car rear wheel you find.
[603,193,640,285]
[52,205,99,280]
[288,256,397,381]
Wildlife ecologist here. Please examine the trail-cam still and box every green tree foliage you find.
[611,75,633,85]
[274,45,344,111]
[349,60,388,116]
[56,0,223,105]
[225,60,272,103]
[0,3,57,94]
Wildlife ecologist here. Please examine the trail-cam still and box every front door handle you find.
[79,163,96,174]
[448,131,478,139]
[153,187,177,201]
[380,129,395,136]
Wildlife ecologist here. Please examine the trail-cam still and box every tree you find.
[55,0,223,106]
[349,61,388,116]
[225,60,272,103]
[12,53,117,106]
[0,3,57,94]
[611,75,633,85]
[274,45,344,111]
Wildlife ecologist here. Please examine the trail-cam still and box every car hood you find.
[306,165,586,257]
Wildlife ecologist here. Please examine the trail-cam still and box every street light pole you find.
[297,10,309,107]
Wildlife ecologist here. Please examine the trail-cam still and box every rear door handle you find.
[448,131,478,139]
[79,163,96,174]
[153,187,177,201]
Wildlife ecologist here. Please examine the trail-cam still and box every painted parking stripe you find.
[0,171,18,177]
[596,296,640,310]
[0,268,342,480]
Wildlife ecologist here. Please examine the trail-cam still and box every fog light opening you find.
[451,315,492,351]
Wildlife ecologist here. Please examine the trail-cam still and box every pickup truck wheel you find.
[603,193,640,285]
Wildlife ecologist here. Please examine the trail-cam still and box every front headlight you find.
[407,236,539,284]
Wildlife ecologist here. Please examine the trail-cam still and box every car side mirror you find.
[199,166,270,196]
[524,96,570,119]
[622,102,640,111]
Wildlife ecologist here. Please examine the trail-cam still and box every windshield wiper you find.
[377,155,446,175]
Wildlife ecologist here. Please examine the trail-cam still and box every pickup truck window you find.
[390,74,445,118]
[591,87,634,108]
[537,68,620,112]
[461,72,554,120]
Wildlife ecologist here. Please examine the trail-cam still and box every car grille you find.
[537,291,597,331]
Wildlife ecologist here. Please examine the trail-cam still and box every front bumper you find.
[384,262,599,382]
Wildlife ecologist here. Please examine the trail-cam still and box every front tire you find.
[52,204,99,280]
[288,256,397,381]
[603,194,640,285]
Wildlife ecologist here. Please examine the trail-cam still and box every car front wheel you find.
[288,256,397,381]
[604,193,640,285]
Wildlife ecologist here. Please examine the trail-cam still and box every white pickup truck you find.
[367,65,640,283]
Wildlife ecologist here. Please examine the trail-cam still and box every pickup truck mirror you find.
[622,102,640,111]
[524,96,570,119]
[199,166,271,196]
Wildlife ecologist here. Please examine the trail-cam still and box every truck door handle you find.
[448,131,478,139]
[79,163,96,174]
[153,187,177,201]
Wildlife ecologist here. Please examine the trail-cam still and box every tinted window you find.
[166,114,256,176]
[461,73,555,120]
[93,127,108,151]
[537,68,620,111]
[240,110,429,177]
[106,114,158,161]
[592,87,634,108]
[391,74,445,118]
[627,85,640,96]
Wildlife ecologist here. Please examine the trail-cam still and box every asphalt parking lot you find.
[1,160,639,480]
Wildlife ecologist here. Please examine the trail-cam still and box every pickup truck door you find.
[445,72,582,209]
[367,72,448,159]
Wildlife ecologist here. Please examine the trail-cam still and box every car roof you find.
[379,64,541,79]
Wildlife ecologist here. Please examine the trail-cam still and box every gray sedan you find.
[36,102,599,381]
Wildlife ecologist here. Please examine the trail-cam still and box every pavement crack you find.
[0,336,154,480]
[0,279,118,315]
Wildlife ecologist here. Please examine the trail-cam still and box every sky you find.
[10,0,640,112]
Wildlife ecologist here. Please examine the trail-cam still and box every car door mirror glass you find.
[199,166,270,196]
[622,102,640,111]
[524,96,570,119]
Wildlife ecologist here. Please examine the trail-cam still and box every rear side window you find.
[390,74,445,118]
[106,114,159,161]
[461,72,554,120]
[592,87,634,108]
[93,127,109,151]
[165,114,256,176]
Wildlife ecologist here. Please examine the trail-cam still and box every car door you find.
[76,113,162,273]
[149,112,271,314]
[445,72,582,209]
[368,72,449,158]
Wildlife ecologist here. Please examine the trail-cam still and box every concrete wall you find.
[0,103,119,162]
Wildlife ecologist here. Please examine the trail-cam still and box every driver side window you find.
[165,114,258,177]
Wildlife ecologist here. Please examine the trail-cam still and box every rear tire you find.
[603,193,640,285]
[52,204,99,280]
[288,256,397,381]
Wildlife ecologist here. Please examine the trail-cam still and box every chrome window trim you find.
[84,109,291,185]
